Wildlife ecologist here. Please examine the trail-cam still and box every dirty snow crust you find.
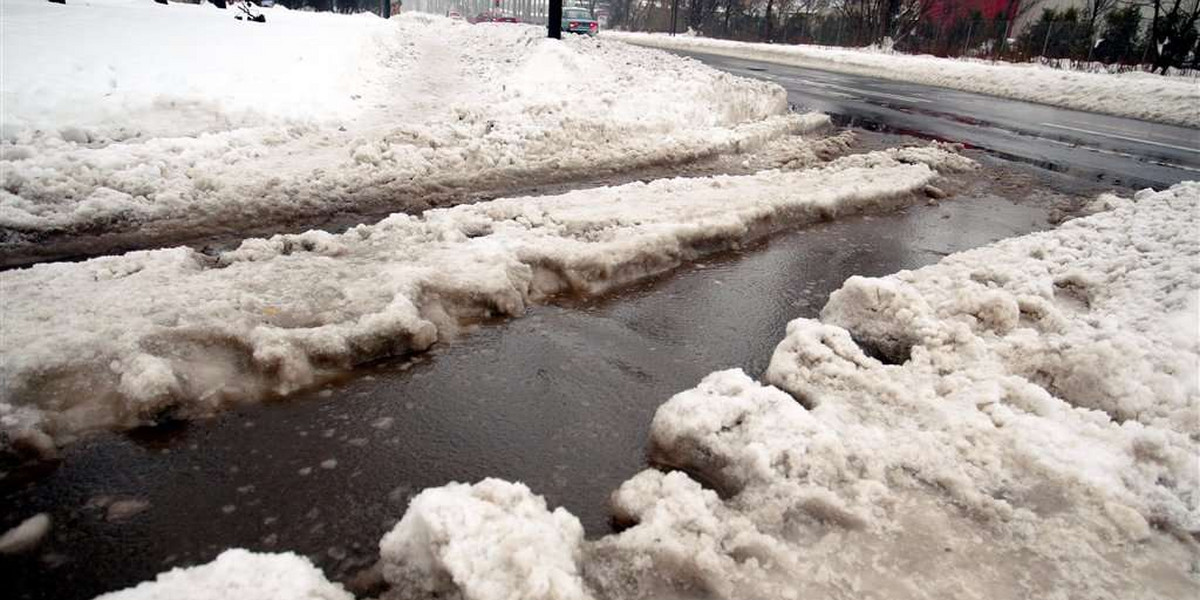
[1,3,795,260]
[0,145,964,445]
[604,31,1200,128]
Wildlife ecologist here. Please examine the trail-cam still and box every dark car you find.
[472,10,518,23]
[561,7,598,35]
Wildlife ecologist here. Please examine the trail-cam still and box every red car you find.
[471,10,518,23]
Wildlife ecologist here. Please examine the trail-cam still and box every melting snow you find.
[1,145,966,444]
[95,183,1200,599]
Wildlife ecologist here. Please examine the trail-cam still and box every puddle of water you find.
[0,183,1067,600]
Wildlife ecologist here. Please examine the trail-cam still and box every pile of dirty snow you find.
[604,31,1200,128]
[0,143,968,446]
[0,5,794,262]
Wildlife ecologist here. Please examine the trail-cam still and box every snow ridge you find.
[0,146,962,446]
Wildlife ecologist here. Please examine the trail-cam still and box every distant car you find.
[472,10,518,23]
[447,9,464,20]
[561,7,597,35]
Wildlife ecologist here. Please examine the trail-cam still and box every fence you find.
[404,0,556,21]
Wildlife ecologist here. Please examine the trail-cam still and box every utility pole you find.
[549,0,562,38]
[670,0,678,35]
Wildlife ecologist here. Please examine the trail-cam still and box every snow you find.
[1,4,799,258]
[1,0,390,140]
[378,478,590,600]
[603,31,1200,128]
[90,181,1199,600]
[398,181,1198,599]
[0,513,51,554]
[0,144,966,445]
[612,181,1200,598]
[94,549,353,600]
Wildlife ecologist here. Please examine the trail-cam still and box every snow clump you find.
[378,478,590,600]
[94,549,353,600]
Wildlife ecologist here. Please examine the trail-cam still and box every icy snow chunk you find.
[0,513,51,554]
[94,549,351,600]
[106,498,151,522]
[589,469,798,599]
[379,478,589,600]
[649,369,840,494]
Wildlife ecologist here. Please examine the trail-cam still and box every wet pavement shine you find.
[2,162,1089,600]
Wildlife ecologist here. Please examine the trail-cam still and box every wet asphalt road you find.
[671,49,1200,190]
[2,169,1073,600]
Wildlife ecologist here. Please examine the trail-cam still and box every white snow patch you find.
[94,549,352,600]
[378,478,590,600]
[1,146,962,444]
[604,32,1200,128]
[1,6,802,255]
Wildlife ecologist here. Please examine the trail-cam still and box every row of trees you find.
[1016,0,1199,71]
[607,0,1199,72]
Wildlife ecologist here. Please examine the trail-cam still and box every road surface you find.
[671,49,1200,190]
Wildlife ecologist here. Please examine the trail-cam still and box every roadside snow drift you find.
[605,32,1200,128]
[0,2,795,262]
[93,182,1198,599]
[0,145,966,446]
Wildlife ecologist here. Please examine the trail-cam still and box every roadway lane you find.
[672,49,1200,190]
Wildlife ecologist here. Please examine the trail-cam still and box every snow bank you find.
[0,145,964,445]
[94,549,352,600]
[604,31,1200,128]
[378,478,590,600]
[611,182,1200,598]
[1,5,798,259]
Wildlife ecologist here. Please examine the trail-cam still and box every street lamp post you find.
[548,0,562,38]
